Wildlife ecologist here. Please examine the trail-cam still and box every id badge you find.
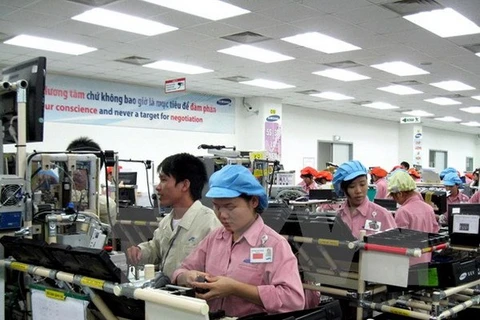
[365,219,382,231]
[250,247,273,263]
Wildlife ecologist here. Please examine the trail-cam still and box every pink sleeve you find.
[257,239,305,313]
[469,192,480,203]
[375,182,387,199]
[172,235,210,283]
[381,208,397,231]
[394,208,410,229]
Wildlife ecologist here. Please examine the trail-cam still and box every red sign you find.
[165,78,186,93]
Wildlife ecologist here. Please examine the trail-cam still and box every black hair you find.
[66,136,103,168]
[157,153,207,201]
[300,174,314,179]
[239,194,264,214]
[400,161,410,170]
[340,174,367,195]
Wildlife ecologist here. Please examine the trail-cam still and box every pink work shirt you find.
[395,192,440,265]
[338,198,397,239]
[298,180,319,194]
[469,191,480,204]
[374,178,388,199]
[172,216,305,317]
[444,191,470,220]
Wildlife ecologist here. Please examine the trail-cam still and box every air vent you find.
[323,60,363,69]
[221,31,271,44]
[463,43,480,54]
[438,94,468,99]
[115,56,153,66]
[391,80,423,86]
[220,76,251,82]
[382,0,443,16]
[296,90,321,95]
[67,0,120,6]
[352,100,372,105]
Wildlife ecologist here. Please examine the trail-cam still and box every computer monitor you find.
[0,57,46,144]
[119,172,137,185]
[374,198,397,211]
[448,203,480,247]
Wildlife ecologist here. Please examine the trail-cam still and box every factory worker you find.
[440,167,457,180]
[298,166,319,193]
[408,168,422,182]
[369,167,388,199]
[400,161,410,170]
[314,170,333,189]
[438,172,470,225]
[173,165,305,317]
[126,153,220,279]
[333,160,397,239]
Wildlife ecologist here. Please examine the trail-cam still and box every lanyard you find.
[159,224,182,272]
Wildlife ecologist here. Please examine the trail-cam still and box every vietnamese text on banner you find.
[44,75,235,134]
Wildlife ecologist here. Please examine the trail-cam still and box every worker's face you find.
[391,192,407,205]
[156,171,189,207]
[315,178,327,185]
[445,185,458,196]
[301,176,314,186]
[212,197,258,236]
[346,176,368,207]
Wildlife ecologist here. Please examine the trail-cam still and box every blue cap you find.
[206,165,268,211]
[443,172,462,186]
[333,160,367,190]
[440,167,457,180]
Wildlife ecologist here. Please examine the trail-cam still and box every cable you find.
[144,161,154,207]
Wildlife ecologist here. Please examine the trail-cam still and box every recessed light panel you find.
[404,8,480,38]
[313,68,370,82]
[310,92,354,100]
[460,106,480,114]
[218,45,294,63]
[430,80,475,91]
[72,8,178,36]
[424,97,461,105]
[461,121,480,127]
[403,110,434,117]
[143,60,213,74]
[472,96,480,101]
[371,61,429,76]
[4,34,96,55]
[141,0,250,21]
[434,116,461,122]
[281,32,361,54]
[240,79,295,89]
[362,102,399,110]
[377,84,423,95]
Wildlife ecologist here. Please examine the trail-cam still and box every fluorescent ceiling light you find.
[434,116,461,122]
[472,96,480,101]
[424,97,461,105]
[218,45,294,63]
[240,79,294,89]
[362,102,399,110]
[460,106,480,114]
[404,8,480,38]
[141,0,249,21]
[371,61,429,76]
[403,110,434,117]
[281,32,361,54]
[143,60,213,74]
[4,34,96,55]
[430,80,475,91]
[71,8,177,36]
[313,68,370,82]
[461,121,480,127]
[310,92,354,100]
[377,84,423,95]
[477,53,480,57]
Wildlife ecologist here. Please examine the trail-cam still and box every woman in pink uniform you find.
[333,160,397,238]
[438,172,470,225]
[298,166,319,194]
[173,165,305,317]
[369,167,388,199]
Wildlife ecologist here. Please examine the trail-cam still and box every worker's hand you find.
[126,246,142,265]
[194,275,237,300]
[177,270,209,287]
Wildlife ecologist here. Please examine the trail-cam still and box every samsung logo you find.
[266,115,280,122]
[459,272,467,281]
[217,98,232,106]
[414,133,422,139]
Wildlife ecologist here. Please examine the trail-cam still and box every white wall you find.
[282,105,399,183]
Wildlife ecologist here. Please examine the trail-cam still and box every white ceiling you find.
[2,0,480,134]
